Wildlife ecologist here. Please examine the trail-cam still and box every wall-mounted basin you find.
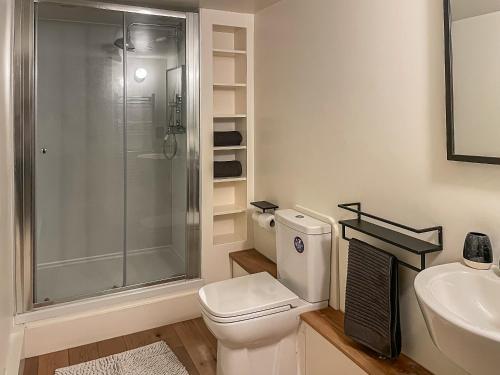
[414,262,500,375]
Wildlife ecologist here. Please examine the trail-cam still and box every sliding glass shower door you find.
[123,13,188,287]
[33,2,193,306]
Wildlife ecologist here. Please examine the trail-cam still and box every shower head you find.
[114,37,135,52]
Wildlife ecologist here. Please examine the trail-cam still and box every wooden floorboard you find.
[37,350,68,375]
[174,320,217,375]
[23,357,39,375]
[171,346,201,375]
[123,328,163,350]
[68,343,99,366]
[23,318,216,375]
[193,318,217,357]
[96,336,127,358]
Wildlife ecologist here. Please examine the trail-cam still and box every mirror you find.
[445,0,500,164]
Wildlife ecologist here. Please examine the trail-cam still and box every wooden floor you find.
[23,317,217,375]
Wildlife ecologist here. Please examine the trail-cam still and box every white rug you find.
[55,342,189,375]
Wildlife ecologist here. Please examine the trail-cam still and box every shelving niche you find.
[211,23,251,248]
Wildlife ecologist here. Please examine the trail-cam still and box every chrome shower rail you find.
[34,0,187,18]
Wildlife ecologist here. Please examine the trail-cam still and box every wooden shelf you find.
[213,83,247,88]
[301,308,432,375]
[213,48,247,57]
[214,177,246,183]
[229,249,277,278]
[214,145,246,151]
[213,204,246,216]
[340,219,441,255]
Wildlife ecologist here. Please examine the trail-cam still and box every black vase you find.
[463,232,493,269]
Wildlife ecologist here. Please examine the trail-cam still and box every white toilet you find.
[198,209,332,375]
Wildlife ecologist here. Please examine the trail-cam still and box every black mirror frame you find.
[444,0,500,165]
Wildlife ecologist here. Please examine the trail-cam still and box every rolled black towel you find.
[214,131,243,147]
[214,161,243,178]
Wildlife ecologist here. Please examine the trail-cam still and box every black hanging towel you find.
[344,238,401,359]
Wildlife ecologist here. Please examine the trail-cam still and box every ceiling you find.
[200,0,282,13]
[451,0,500,20]
[119,0,282,13]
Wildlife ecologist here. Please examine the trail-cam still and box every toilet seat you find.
[201,303,293,323]
[198,272,300,323]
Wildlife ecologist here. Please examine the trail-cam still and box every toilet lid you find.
[198,272,299,319]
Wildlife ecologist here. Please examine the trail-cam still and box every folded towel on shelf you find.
[214,131,243,147]
[344,238,401,359]
[214,161,243,178]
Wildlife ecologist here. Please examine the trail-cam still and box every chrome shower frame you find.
[13,0,200,313]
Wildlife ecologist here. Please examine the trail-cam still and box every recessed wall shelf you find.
[338,202,443,272]
[214,146,247,151]
[214,177,247,183]
[213,48,247,57]
[213,114,247,119]
[213,83,247,88]
[213,204,247,216]
[204,13,253,256]
[214,233,246,246]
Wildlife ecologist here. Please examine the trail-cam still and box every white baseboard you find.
[22,287,202,358]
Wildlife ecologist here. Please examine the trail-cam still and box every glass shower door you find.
[32,3,194,307]
[124,14,188,286]
[35,3,126,304]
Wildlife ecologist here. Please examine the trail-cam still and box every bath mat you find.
[55,341,188,375]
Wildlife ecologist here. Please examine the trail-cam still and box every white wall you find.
[451,0,500,21]
[452,11,500,157]
[254,1,500,374]
[0,0,15,372]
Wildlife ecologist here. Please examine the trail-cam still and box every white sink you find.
[414,262,500,375]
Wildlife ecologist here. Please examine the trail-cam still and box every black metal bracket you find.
[338,203,443,272]
[251,201,279,213]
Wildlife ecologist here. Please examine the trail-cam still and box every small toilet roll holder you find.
[251,201,279,229]
[251,201,279,213]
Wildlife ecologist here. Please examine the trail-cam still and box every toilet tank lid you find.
[275,209,331,235]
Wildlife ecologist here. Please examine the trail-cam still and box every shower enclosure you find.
[14,0,199,311]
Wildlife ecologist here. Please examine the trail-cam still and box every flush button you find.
[295,215,304,219]
[294,236,305,253]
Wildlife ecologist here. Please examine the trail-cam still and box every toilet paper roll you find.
[252,211,261,222]
[257,213,275,231]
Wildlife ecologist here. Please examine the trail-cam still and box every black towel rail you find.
[338,202,443,272]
